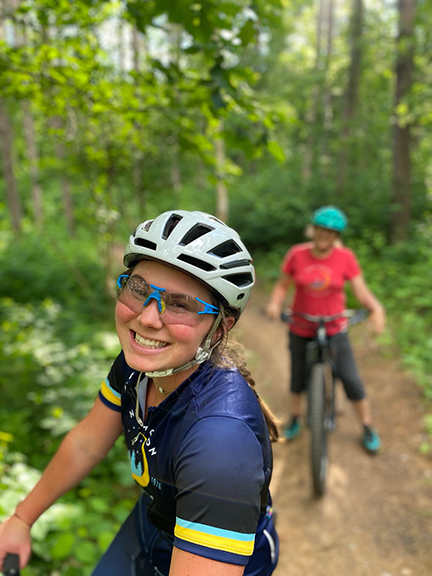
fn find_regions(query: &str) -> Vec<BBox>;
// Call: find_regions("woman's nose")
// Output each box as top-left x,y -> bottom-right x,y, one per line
136,299 -> 164,327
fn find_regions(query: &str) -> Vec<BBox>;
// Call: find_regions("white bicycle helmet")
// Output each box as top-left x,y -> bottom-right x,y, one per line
124,210 -> 255,315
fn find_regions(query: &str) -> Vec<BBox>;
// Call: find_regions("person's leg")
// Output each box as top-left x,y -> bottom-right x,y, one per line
289,392 -> 303,419
331,332 -> 381,453
351,397 -> 373,427
285,333 -> 309,439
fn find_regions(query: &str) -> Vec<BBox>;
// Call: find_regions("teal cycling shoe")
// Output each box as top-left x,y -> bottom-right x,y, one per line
363,426 -> 381,454
284,420 -> 301,440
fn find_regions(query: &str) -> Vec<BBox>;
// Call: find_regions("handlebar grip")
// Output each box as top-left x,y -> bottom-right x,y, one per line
348,308 -> 369,326
3,554 -> 19,576
280,310 -> 292,323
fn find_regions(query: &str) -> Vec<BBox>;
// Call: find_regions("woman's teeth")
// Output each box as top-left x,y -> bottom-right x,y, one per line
135,333 -> 168,349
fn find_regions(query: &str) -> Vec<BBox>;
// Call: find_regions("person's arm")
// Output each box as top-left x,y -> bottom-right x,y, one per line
266,272 -> 294,320
0,397 -> 123,569
350,275 -> 386,334
169,547 -> 245,576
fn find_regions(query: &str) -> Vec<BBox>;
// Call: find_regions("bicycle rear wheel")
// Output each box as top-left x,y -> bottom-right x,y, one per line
308,362 -> 328,496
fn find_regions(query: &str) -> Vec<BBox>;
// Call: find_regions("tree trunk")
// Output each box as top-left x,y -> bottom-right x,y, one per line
118,17 -> 125,73
215,120 -> 228,223
336,0 -> 363,195
52,116 -> 76,237
321,0 -> 335,167
22,100 -> 43,227
302,0 -> 326,182
0,99 -> 22,233
390,0 -> 417,243
131,25 -> 147,213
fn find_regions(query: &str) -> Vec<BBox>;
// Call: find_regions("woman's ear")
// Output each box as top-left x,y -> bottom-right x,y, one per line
225,316 -> 236,332
211,316 -> 235,345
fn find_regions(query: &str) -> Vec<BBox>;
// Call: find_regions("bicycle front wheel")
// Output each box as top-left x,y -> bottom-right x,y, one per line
308,362 -> 328,496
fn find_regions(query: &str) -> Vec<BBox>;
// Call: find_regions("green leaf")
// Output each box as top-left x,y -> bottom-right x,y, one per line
238,20 -> 256,46
50,532 -> 76,559
267,140 -> 285,163
74,539 -> 99,563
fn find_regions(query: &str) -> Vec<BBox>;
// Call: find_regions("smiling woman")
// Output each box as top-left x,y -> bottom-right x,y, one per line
0,210 -> 280,576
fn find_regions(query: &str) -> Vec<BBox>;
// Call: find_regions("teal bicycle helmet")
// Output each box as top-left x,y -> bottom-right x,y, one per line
312,206 -> 347,232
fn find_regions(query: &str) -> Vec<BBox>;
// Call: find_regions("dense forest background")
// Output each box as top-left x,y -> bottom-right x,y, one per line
0,0 -> 431,574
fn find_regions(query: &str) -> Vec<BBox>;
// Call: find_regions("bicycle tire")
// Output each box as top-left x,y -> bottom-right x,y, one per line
308,362 -> 328,496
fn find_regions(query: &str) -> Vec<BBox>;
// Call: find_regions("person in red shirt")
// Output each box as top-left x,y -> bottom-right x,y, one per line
266,206 -> 385,453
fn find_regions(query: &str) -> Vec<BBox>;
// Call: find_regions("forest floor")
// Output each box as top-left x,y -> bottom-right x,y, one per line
235,287 -> 432,576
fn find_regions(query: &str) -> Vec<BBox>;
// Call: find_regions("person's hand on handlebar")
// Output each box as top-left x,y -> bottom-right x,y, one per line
0,515 -> 32,573
369,306 -> 386,335
265,301 -> 281,321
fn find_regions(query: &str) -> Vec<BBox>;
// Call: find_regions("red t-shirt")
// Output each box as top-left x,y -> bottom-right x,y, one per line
282,242 -> 361,337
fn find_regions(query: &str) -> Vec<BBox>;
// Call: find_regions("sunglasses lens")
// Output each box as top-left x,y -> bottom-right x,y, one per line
117,275 -> 217,325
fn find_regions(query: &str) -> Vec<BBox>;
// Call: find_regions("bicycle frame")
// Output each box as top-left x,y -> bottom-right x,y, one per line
304,320 -> 337,435
281,308 -> 368,496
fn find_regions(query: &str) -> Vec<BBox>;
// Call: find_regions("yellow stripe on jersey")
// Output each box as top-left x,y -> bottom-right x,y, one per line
174,522 -> 255,556
100,379 -> 122,407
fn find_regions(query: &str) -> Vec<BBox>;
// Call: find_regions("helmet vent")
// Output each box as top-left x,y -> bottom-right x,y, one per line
224,272 -> 254,287
134,238 -> 157,251
140,219 -> 154,232
162,215 -> 183,239
180,224 -> 214,246
209,240 -> 241,258
220,259 -> 252,270
177,254 -> 216,272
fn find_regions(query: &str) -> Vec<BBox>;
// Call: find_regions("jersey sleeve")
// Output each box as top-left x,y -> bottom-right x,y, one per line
281,246 -> 296,276
344,248 -> 362,280
98,353 -> 124,412
173,416 -> 265,566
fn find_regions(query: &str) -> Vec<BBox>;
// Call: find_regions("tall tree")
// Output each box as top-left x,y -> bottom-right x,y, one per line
0,100 -> 22,234
0,6 -> 22,234
13,3 -> 44,228
390,0 -> 417,242
336,0 -> 364,195
215,120 -> 228,222
302,0 -> 327,182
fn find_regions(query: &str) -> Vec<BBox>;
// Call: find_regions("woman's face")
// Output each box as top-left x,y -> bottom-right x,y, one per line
312,225 -> 339,254
115,260 -> 217,380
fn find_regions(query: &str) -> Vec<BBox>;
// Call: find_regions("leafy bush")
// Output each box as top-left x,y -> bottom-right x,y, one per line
0,296 -> 140,574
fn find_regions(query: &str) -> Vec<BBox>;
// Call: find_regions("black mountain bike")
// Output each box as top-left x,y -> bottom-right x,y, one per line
281,308 -> 368,496
2,554 -> 19,576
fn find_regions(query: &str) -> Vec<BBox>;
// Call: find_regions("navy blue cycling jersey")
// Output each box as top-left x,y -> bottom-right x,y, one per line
99,352 -> 274,566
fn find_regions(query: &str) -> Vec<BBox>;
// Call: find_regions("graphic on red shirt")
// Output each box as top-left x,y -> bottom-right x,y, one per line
300,264 -> 333,296
282,243 -> 361,337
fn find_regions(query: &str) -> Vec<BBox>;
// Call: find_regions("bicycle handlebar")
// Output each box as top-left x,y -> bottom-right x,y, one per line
3,554 -> 19,576
281,308 -> 369,326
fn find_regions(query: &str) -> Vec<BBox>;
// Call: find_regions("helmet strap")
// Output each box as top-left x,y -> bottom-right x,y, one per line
145,308 -> 224,379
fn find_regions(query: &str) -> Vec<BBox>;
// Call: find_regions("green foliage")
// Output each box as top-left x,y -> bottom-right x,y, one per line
0,290 -> 142,574
0,221 -> 140,573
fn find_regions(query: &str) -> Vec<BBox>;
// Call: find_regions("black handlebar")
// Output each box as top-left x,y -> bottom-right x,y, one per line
3,554 -> 19,576
281,308 -> 369,326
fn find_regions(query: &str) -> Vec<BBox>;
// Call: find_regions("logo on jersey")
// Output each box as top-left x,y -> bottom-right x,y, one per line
129,433 -> 150,487
301,265 -> 332,297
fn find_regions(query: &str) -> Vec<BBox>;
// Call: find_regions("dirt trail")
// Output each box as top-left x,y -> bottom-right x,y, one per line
235,289 -> 432,576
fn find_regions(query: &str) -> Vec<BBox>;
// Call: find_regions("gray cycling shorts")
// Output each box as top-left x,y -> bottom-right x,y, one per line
288,331 -> 366,401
